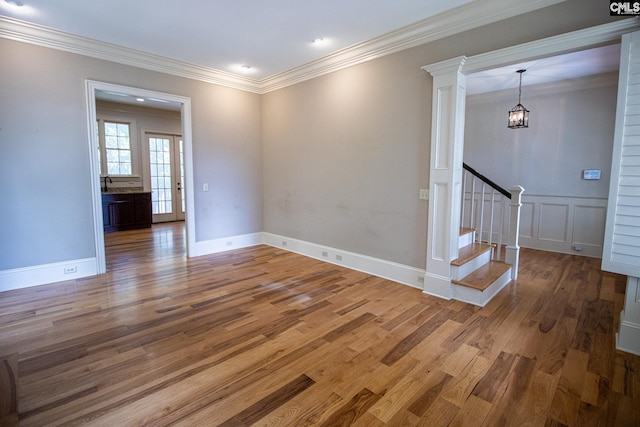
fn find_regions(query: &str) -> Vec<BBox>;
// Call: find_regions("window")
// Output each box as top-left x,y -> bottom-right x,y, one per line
97,120 -> 133,176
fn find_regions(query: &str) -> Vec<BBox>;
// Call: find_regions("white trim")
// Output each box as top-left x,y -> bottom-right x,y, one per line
194,233 -> 263,257
463,19 -> 640,75
0,16 -> 262,93
262,233 -> 425,290
86,81 -> 196,271
0,0 -> 567,94
261,0 -> 565,92
423,273 -> 453,300
617,318 -> 640,356
0,258 -> 97,292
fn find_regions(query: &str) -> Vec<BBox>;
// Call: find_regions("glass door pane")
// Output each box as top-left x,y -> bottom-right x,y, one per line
149,137 -> 173,215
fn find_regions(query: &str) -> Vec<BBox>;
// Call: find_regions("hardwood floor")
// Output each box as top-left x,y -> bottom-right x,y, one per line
1,222 -> 639,426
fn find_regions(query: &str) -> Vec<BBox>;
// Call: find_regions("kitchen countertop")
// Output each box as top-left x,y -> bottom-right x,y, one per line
102,188 -> 150,194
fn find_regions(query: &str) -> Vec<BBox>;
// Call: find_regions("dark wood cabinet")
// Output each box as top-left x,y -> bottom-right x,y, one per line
102,192 -> 152,232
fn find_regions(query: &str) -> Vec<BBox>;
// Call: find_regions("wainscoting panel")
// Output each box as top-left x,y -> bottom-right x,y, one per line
519,195 -> 607,258
538,203 -> 569,243
573,205 -> 607,249
520,201 -> 535,240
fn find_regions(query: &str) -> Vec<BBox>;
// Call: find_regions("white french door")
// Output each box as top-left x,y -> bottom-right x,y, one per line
147,133 -> 185,223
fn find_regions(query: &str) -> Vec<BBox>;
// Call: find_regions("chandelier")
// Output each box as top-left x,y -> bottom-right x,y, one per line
508,69 -> 530,129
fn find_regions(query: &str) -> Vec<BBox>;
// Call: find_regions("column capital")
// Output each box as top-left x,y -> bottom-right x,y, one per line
422,56 -> 467,77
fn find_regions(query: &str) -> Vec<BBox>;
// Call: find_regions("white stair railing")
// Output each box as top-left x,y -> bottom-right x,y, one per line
461,163 -> 524,279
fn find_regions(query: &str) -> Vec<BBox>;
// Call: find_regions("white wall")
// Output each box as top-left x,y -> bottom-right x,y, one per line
464,73 -> 618,256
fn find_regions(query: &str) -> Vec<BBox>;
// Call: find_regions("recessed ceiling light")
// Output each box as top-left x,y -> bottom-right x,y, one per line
136,98 -> 145,102
4,0 -> 24,6
312,38 -> 326,46
240,65 -> 251,70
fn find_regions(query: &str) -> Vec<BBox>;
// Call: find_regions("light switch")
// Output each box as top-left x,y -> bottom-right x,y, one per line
203,183 -> 209,191
419,189 -> 429,200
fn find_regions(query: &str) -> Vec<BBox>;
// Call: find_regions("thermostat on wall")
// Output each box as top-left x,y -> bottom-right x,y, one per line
583,169 -> 601,180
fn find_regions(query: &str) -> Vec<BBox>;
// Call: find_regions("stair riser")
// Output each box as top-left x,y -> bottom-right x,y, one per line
452,267 -> 512,307
458,231 -> 474,248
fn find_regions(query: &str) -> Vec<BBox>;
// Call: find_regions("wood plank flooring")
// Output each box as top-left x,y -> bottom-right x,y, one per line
1,222 -> 639,426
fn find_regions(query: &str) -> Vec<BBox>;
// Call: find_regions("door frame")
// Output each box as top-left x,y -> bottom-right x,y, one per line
85,80 -> 196,274
421,19 -> 638,298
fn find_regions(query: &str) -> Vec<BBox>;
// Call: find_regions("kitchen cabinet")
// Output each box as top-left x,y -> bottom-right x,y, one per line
102,192 -> 152,232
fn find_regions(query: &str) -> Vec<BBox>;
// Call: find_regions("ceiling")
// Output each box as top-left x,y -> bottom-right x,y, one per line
0,0 -> 475,79
0,0 -> 621,99
466,43 -> 621,95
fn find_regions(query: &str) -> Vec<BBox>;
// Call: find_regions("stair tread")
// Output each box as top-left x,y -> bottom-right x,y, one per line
451,243 -> 493,266
460,227 -> 475,236
452,261 -> 511,291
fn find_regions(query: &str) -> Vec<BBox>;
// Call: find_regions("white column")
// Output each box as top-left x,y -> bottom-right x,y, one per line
618,276 -> 640,356
422,57 -> 467,299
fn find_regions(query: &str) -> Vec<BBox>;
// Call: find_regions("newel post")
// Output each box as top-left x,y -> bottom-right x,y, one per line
505,186 -> 524,279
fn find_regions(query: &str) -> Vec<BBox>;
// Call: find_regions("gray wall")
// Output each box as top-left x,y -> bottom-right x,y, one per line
261,0 -> 619,269
261,50 -> 431,268
0,39 -> 262,270
464,74 -> 618,197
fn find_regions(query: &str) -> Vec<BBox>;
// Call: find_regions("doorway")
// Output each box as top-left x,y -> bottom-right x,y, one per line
86,80 -> 196,275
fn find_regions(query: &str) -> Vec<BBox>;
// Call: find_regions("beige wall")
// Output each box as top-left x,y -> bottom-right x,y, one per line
261,0 -> 619,268
0,39 -> 262,270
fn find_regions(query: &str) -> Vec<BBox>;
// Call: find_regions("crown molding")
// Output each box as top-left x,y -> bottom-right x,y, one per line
0,0 -> 594,95
261,0 -> 567,92
0,16 -> 263,93
463,18 -> 640,74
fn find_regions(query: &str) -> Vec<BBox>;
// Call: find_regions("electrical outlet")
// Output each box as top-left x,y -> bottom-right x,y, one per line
226,241 -> 233,246
335,254 -> 342,261
203,183 -> 209,191
322,251 -> 328,257
419,189 -> 429,200
417,275 -> 424,283
64,266 -> 77,274
282,241 -> 288,246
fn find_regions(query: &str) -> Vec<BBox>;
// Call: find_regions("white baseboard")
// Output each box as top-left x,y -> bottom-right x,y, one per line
423,272 -> 453,300
262,233 -> 424,290
0,233 -> 424,298
617,317 -> 640,356
194,232 -> 263,256
0,258 -> 97,292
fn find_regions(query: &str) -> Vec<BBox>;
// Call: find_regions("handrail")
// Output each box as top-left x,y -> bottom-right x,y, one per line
463,163 -> 511,199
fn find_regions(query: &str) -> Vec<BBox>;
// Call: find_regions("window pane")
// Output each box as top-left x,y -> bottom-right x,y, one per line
106,149 -> 118,162
117,124 -> 129,137
108,163 -> 119,175
105,123 -> 117,136
120,150 -> 131,163
103,121 -> 132,176
105,136 -> 118,149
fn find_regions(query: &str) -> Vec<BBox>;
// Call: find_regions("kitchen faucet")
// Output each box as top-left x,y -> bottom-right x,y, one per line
103,175 -> 112,192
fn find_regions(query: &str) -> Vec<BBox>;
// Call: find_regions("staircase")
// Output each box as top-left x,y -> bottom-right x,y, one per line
450,164 -> 524,307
